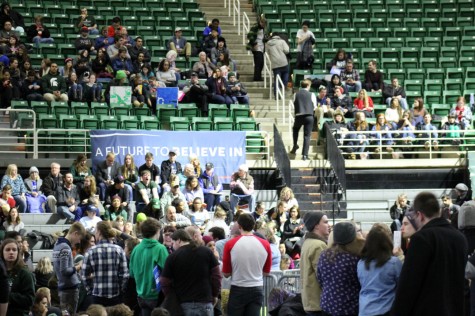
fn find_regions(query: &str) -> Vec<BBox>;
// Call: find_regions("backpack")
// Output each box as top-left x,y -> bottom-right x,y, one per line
27,230 -> 56,250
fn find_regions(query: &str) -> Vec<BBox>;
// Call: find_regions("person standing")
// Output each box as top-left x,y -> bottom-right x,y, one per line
391,192 -> 468,315
129,218 -> 168,316
81,221 -> 129,307
300,211 -> 330,316
246,16 -> 268,82
161,229 -> 221,316
290,79 -> 317,161
265,32 -> 289,97
0,258 -> 8,316
52,222 -> 86,315
222,213 -> 272,316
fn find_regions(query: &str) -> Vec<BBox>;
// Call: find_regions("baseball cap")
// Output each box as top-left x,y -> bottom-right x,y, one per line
175,27 -> 182,32
169,150 -> 177,156
171,178 -> 180,187
190,72 -> 198,77
81,26 -> 89,32
205,162 -> 214,170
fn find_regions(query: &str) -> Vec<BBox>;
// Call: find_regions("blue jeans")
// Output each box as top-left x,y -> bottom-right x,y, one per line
68,83 -> 83,101
181,302 -> 213,316
13,195 -> 27,213
273,65 -> 289,97
227,285 -> 263,316
33,36 -> 54,47
57,205 -> 82,221
344,81 -> 362,92
204,193 -> 221,212
230,193 -> 255,214
386,97 -> 408,110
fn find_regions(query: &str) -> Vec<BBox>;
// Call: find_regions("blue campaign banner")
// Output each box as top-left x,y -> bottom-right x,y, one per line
90,130 -> 247,183
157,87 -> 179,107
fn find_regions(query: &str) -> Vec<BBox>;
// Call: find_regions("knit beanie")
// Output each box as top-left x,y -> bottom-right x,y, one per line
333,222 -> 356,245
303,211 -> 325,231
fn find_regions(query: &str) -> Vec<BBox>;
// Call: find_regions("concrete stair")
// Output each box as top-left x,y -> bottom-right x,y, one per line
196,0 -> 326,163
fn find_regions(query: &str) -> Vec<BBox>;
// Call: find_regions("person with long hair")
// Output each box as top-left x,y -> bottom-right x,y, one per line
1,238 -> 35,315
156,58 -> 176,87
279,187 -> 299,212
34,257 -> 54,290
206,68 -> 233,106
357,225 -> 402,316
3,207 -> 23,232
352,89 -> 374,118
81,221 -> 128,307
120,154 -> 139,201
317,222 -> 364,316
78,175 -> 98,212
91,47 -> 113,79
60,57 -> 75,79
188,154 -> 202,177
30,291 -> 53,316
371,113 -> 395,154
186,197 -> 210,232
385,98 -> 403,130
348,111 -> 370,159
82,73 -> 103,102
282,206 -> 304,256
1,164 -> 27,213
33,287 -> 62,316
182,176 -> 204,206
70,154 -> 91,188
397,110 -> 416,144
24,166 -> 47,213
411,97 -> 427,126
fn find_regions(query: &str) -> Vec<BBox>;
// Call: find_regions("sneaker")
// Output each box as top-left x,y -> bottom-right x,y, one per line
433,141 -> 439,150
289,145 -> 299,154
424,141 -> 430,149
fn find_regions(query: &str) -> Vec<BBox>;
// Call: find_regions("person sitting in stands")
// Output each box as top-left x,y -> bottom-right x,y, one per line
206,68 -> 232,107
364,60 -> 384,92
202,29 -> 219,58
449,96 -> 472,130
160,205 -> 191,229
193,51 -> 216,79
327,49 -> 350,74
352,89 -> 374,118
24,166 -> 46,214
416,113 -> 439,150
26,15 -> 53,47
95,152 -> 120,201
229,164 -> 255,213
331,86 -> 352,118
340,60 -> 361,93
347,111 -> 370,159
104,194 -> 128,222
135,170 -> 159,214
203,18 -> 222,37
79,204 -> 102,233
107,16 -> 123,38
75,26 -> 95,53
42,63 -> 68,102
161,176 -> 189,213
1,164 -> 27,213
156,59 -> 176,87
182,176 -> 204,206
111,47 -> 133,77
385,98 -> 403,130
0,3 -> 25,33
371,113 -> 395,154
21,70 -> 43,102
105,175 -> 132,220
66,72 -> 83,102
383,77 -> 408,110
168,27 -> 191,59
327,74 -> 347,99
95,26 -> 114,51
160,150 -> 183,193
228,72 -> 249,104
76,7 -> 98,35
442,114 -> 462,145
55,173 -> 81,222
128,36 -> 151,63
82,73 -> 103,102
199,162 -> 223,211
182,72 -> 209,116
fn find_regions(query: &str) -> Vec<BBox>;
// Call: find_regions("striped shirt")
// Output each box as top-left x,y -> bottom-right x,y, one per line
81,239 -> 129,298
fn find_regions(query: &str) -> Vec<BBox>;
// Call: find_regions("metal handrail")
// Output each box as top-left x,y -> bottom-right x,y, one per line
332,128 -> 473,159
287,100 -> 295,135
263,52 -> 272,95
232,0 -> 241,34
242,12 -> 250,53
275,74 -> 285,120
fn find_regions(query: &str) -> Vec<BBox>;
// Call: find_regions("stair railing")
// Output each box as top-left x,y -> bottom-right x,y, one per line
263,52 -> 272,98
287,100 -> 295,135
273,124 -> 291,187
276,74 -> 285,116
225,0 -> 241,34
324,124 -> 347,196
242,12 -> 251,55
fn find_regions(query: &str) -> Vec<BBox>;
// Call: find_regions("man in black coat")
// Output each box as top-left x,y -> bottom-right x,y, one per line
40,162 -> 63,213
160,150 -> 182,193
95,152 -> 121,201
391,191 -> 468,316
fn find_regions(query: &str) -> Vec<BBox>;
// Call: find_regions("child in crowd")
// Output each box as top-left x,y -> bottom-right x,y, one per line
228,72 -> 249,104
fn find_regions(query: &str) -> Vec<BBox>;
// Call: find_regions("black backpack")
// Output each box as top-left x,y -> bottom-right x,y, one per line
27,230 -> 56,250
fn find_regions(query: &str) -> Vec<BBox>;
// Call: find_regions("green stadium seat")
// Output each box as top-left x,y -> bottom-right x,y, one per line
425,79 -> 443,92
427,68 -> 445,80
440,46 -> 458,58
421,47 -> 439,59
461,46 -> 475,58
404,79 -> 423,94
440,57 -> 457,68
462,36 -> 475,47
446,68 -> 464,79
90,102 -> 109,116
400,58 -> 418,69
38,114 -> 58,129
139,116 -> 160,130
431,103 -> 452,116
463,26 -> 475,37
460,57 -> 475,68
70,102 -> 89,116
445,79 -> 463,92
424,37 -> 441,47
230,104 -> 250,119
407,68 -> 426,80
30,101 -> 49,117
420,58 -> 438,69
380,48 -> 400,59
456,17 -> 473,27
170,116 -> 190,131
235,117 -> 258,131
51,102 -> 70,116
465,78 -> 475,90
401,48 -> 419,59
80,115 -> 99,130
359,28 -> 376,38
445,27 -> 462,38
109,104 -> 131,116
424,91 -> 443,104
443,90 -> 461,104
192,117 -> 213,131
178,103 -> 199,119
209,104 -> 229,119
441,17 -> 456,28
353,18 -> 369,29
342,28 -> 358,38
376,28 -> 392,38
100,115 -> 120,129
213,117 -> 234,131
387,69 -> 406,82
411,27 -> 426,37
157,104 -> 179,127
368,38 -> 386,49
428,27 -> 444,38
442,36 -> 460,48
404,18 -> 420,28
59,114 -> 79,129
389,8 -> 405,19
120,115 -> 140,130
407,8 -> 423,18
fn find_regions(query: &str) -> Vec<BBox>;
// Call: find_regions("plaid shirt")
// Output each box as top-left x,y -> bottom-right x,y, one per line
81,239 -> 129,298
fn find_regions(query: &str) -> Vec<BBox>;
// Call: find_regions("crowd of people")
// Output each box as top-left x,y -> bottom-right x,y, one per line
0,6 -> 250,116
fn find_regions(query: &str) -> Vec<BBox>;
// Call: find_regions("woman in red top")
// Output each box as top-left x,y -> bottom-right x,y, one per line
352,89 -> 374,118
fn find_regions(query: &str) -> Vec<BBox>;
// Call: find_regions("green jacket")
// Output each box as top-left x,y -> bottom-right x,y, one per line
70,165 -> 92,184
246,23 -> 269,51
41,72 -> 67,94
129,238 -> 168,299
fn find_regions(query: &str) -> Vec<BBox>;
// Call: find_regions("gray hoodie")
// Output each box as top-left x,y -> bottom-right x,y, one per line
265,35 -> 289,69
